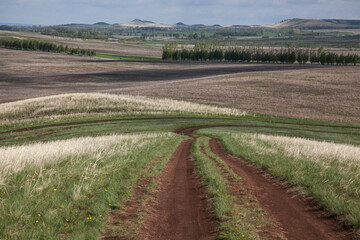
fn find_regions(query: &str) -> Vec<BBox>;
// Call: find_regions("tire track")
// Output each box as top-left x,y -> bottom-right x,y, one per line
2,117 -> 360,136
136,139 -> 217,240
208,138 -> 352,240
176,125 -> 353,240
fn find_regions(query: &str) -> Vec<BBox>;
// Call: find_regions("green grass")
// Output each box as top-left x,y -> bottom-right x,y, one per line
0,133 -> 185,239
1,94 -> 360,238
198,128 -> 360,233
1,113 -> 359,148
96,53 -> 161,61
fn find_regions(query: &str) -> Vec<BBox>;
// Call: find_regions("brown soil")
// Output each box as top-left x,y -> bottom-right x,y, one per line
2,48 -> 360,123
136,139 -> 217,240
208,137 -> 352,240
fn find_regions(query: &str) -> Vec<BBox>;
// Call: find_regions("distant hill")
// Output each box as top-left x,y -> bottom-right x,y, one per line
191,24 -> 206,27
119,19 -> 172,28
118,19 -> 222,29
266,18 -> 360,29
93,22 -> 110,25
232,25 -> 250,28
175,22 -> 187,27
3,18 -> 359,31
0,22 -> 33,26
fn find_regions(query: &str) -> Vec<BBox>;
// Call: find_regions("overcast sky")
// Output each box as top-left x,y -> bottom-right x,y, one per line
0,0 -> 359,26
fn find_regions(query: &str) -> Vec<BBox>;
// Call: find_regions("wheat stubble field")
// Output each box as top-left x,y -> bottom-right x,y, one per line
1,46 -> 360,240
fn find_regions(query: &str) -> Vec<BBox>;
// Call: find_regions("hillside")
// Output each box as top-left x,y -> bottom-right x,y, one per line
266,18 -> 360,29
118,19 -> 172,28
118,18 -> 360,29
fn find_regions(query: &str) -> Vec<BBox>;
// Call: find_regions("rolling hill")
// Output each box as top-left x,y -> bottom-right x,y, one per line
266,18 -> 360,29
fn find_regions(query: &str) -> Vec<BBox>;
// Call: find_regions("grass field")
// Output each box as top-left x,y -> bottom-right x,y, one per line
0,93 -> 244,129
1,30 -> 359,238
1,14 -> 360,239
0,92 -> 359,239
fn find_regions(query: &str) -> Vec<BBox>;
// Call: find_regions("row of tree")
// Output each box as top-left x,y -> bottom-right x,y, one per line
40,27 -> 107,40
0,39 -> 96,56
162,44 -> 359,65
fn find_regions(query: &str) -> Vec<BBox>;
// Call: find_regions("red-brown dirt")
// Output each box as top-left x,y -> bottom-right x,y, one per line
136,139 -> 217,240
137,125 -> 353,239
209,137 -> 352,240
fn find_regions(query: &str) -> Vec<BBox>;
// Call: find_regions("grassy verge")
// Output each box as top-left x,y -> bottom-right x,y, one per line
96,53 -> 161,61
199,129 -> 360,235
0,133 -> 185,239
2,114 -> 359,149
192,136 -> 279,240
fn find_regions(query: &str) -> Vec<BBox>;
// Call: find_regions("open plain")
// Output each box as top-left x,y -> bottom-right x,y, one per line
1,38 -> 360,239
1,48 -> 360,123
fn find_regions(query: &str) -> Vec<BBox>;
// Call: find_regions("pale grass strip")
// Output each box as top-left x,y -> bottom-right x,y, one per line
0,133 -> 170,185
0,93 -> 245,126
238,133 -> 360,167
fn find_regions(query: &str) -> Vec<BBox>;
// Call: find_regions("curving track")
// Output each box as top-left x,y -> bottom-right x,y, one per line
134,125 -> 353,240
0,119 -> 356,239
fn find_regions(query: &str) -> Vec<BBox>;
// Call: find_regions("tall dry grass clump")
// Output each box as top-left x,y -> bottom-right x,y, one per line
0,93 -> 245,126
0,132 -> 171,185
254,134 -> 360,168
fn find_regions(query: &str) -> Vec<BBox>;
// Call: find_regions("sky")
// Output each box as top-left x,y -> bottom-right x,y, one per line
0,0 -> 359,26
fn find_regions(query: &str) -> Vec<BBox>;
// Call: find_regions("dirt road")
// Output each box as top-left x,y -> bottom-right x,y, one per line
0,117 -> 355,239
135,125 -> 352,239
209,137 -> 351,240
136,139 -> 217,240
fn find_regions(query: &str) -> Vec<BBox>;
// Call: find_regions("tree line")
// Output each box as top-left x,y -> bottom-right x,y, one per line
0,39 -> 96,56
40,27 -> 107,40
162,43 -> 359,65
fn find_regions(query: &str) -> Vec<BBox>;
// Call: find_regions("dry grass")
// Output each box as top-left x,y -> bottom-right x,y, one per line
0,93 -> 245,126
244,133 -> 360,168
0,133 -> 169,185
